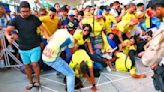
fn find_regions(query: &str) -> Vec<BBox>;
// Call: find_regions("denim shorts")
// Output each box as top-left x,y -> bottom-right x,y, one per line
19,46 -> 41,65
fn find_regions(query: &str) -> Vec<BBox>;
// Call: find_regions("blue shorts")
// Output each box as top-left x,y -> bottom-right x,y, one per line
19,46 -> 41,65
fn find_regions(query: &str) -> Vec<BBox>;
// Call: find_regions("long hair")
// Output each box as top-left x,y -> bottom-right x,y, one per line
82,24 -> 92,40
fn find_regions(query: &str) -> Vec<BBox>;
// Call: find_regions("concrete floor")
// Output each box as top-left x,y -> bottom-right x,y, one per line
0,60 -> 158,92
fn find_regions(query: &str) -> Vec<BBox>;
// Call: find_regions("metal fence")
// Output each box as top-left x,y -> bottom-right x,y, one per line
0,29 -> 23,68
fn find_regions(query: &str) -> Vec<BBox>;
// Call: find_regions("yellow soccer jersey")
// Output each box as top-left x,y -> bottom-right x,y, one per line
82,17 -> 105,36
122,39 -> 136,55
103,13 -> 116,34
116,20 -> 131,33
115,52 -> 132,72
122,12 -> 137,21
69,49 -> 93,78
73,29 -> 90,45
40,15 -> 59,36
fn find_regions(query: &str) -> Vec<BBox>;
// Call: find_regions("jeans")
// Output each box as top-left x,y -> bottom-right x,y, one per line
89,53 -> 107,67
44,57 -> 75,92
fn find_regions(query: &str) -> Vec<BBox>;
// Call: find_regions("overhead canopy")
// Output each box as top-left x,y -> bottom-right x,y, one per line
44,0 -> 80,6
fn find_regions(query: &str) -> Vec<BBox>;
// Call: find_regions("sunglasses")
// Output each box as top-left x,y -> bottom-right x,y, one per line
40,13 -> 46,16
84,29 -> 90,32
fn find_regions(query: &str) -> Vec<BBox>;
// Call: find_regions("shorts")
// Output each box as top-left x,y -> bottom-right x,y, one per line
19,46 -> 41,65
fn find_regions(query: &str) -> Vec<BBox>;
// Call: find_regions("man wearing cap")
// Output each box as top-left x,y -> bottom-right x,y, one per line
67,10 -> 78,34
69,49 -> 96,91
4,6 -> 13,21
42,24 -> 78,92
103,6 -> 117,34
5,1 -> 49,90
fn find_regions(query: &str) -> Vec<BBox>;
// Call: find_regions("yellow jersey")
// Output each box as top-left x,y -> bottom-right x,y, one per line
73,29 -> 90,45
122,39 -> 136,55
115,52 -> 132,72
103,13 -> 116,34
39,15 -> 59,36
69,49 -> 93,78
116,20 -> 131,33
82,17 -> 105,36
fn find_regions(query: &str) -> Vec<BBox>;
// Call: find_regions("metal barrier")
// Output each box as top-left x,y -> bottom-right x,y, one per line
0,29 -> 23,68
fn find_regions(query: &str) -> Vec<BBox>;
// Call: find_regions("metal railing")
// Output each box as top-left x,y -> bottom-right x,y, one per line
0,29 -> 23,68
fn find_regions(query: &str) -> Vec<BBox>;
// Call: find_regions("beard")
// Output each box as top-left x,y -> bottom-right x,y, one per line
21,15 -> 30,19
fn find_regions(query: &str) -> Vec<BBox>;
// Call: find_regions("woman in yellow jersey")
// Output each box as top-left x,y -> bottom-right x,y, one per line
73,24 -> 93,54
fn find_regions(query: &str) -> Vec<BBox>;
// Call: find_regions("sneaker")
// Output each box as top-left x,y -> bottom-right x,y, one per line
101,53 -> 112,60
106,66 -> 111,72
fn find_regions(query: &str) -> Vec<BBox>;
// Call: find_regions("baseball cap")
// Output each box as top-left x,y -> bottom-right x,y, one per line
96,9 -> 103,18
105,6 -> 110,11
68,10 -> 75,16
80,61 -> 89,74
4,7 -> 11,12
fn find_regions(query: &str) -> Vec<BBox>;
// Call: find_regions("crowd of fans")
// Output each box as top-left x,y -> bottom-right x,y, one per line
0,0 -> 164,91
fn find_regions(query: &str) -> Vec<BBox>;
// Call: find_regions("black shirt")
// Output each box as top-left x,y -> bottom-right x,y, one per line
10,15 -> 42,50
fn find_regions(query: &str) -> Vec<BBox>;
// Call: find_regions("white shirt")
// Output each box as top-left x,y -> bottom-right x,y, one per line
42,29 -> 75,62
110,8 -> 118,18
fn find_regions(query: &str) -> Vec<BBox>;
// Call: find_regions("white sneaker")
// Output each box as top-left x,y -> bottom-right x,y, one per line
106,66 -> 111,72
101,53 -> 112,60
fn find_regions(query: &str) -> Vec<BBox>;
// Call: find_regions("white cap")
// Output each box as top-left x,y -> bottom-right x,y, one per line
68,10 -> 75,16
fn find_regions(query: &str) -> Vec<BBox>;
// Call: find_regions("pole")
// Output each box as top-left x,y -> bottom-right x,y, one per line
91,0 -> 94,6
